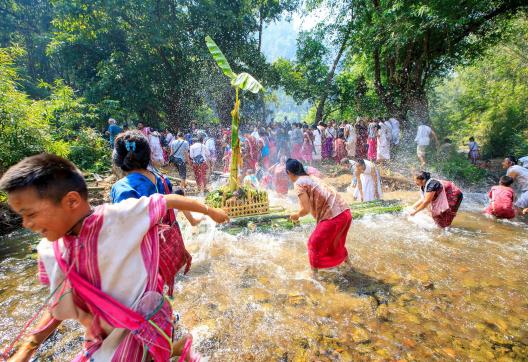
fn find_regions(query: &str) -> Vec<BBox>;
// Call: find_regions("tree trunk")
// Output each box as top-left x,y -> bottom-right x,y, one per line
258,9 -> 263,53
314,24 -> 353,124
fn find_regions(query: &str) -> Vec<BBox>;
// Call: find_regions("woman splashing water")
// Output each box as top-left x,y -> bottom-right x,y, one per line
286,159 -> 352,277
410,171 -> 463,228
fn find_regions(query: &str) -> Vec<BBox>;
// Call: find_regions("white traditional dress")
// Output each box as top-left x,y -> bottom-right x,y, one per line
352,160 -> 383,202
376,123 -> 391,161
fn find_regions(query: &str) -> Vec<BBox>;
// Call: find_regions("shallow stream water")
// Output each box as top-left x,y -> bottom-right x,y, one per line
0,192 -> 527,361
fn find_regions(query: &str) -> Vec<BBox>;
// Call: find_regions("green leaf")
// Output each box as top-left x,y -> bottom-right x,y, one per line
231,72 -> 263,93
205,36 -> 236,80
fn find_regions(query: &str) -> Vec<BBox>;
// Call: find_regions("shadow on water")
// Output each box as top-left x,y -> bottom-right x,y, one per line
321,267 -> 393,305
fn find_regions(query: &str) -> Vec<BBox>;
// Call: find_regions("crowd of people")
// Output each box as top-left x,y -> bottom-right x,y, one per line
3,114 -> 528,361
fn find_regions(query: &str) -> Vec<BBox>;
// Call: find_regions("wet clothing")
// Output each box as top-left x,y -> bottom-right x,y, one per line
37,195 -> 174,361
507,165 -> 528,208
421,179 -> 463,228
308,209 -> 352,269
485,186 -> 515,219
294,176 -> 349,223
295,176 -> 351,269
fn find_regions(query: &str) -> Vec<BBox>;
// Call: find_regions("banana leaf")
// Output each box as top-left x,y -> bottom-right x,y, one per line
205,36 -> 236,80
231,72 -> 263,93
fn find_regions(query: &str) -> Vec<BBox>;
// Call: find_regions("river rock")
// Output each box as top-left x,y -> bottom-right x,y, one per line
351,326 -> 370,344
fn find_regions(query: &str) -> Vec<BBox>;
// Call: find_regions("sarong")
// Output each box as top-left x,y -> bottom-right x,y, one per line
432,181 -> 463,228
322,138 -> 333,159
307,210 -> 352,269
367,138 -> 377,161
192,162 -> 207,189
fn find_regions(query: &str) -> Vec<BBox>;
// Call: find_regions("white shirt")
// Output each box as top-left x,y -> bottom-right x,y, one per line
189,142 -> 209,160
205,138 -> 216,153
415,125 -> 432,146
518,156 -> 528,168
507,165 -> 528,192
314,127 -> 324,145
389,118 -> 400,144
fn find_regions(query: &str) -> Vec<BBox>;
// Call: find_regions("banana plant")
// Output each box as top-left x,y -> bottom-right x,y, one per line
205,36 -> 263,191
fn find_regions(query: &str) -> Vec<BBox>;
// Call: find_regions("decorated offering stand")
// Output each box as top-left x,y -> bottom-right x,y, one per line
204,36 -> 269,218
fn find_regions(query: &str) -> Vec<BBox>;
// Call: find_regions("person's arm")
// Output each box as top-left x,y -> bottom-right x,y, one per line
290,192 -> 311,221
8,312 -> 61,362
355,170 -> 364,201
372,168 -> 380,199
163,194 -> 228,223
431,129 -> 439,146
410,191 -> 435,216
182,210 -> 203,226
507,169 -> 517,180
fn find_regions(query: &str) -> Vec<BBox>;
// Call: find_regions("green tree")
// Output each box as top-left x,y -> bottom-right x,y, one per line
295,0 -> 527,125
430,16 -> 528,158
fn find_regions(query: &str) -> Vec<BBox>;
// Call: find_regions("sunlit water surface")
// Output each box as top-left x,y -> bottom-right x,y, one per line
1,192 -> 527,361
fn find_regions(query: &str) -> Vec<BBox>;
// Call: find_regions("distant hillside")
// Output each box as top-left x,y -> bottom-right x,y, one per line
261,19 -> 298,61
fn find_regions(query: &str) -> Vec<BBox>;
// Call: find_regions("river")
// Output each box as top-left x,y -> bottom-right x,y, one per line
0,192 -> 527,361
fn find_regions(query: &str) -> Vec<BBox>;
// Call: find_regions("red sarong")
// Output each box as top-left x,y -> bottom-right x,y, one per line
432,181 -> 463,228
192,162 -> 207,189
307,210 -> 352,269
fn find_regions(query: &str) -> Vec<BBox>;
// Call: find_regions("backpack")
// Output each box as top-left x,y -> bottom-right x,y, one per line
192,145 -> 206,165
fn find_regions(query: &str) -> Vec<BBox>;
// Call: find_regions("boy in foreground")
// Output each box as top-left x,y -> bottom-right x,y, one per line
1,153 -> 228,361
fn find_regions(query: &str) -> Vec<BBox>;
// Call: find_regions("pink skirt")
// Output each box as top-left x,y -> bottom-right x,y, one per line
367,138 -> 377,161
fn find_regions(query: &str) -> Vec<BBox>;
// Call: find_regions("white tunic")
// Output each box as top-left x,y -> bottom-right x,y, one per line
352,160 -> 383,202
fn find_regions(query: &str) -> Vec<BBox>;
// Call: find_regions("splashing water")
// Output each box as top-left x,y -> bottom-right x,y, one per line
0,194 -> 527,360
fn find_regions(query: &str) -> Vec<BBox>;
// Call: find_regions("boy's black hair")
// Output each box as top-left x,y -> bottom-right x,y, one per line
0,153 -> 88,203
499,175 -> 514,186
469,136 -> 475,141
114,131 -> 151,171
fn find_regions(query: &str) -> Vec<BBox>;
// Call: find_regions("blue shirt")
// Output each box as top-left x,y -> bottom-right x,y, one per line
108,124 -> 122,145
111,172 -> 173,203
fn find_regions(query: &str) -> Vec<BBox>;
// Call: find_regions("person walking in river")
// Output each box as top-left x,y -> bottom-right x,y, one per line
503,155 -> 528,213
410,171 -> 463,228
287,159 -> 352,276
484,176 -> 516,219
0,153 -> 228,362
